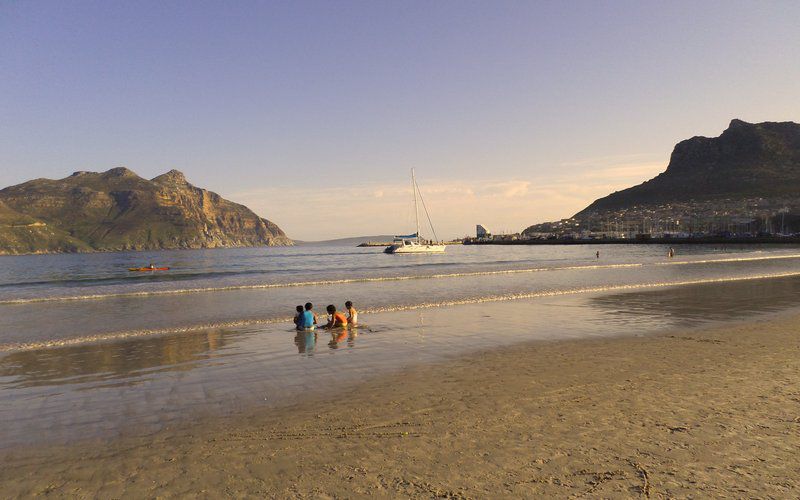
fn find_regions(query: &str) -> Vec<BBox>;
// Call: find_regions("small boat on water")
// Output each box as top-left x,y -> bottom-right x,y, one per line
129,266 -> 170,272
385,169 -> 446,254
384,237 -> 446,254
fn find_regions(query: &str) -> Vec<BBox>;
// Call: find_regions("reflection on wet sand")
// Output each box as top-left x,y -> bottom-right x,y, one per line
5,276 -> 800,450
0,329 -> 229,389
589,274 -> 800,325
327,327 -> 359,350
294,330 -> 317,355
347,327 -> 359,348
328,329 -> 346,349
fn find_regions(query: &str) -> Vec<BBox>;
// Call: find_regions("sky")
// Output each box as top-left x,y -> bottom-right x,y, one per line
2,1 -> 799,240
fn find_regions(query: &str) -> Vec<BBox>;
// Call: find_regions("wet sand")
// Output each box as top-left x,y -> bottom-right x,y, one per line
3,312 -> 800,497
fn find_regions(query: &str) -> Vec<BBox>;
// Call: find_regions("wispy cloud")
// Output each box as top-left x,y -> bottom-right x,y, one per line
229,160 -> 667,240
559,153 -> 660,169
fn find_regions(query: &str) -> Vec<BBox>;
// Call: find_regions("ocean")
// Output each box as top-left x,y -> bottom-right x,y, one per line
3,243 -> 800,449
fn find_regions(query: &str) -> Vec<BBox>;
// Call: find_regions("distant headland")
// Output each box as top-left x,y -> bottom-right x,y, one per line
496,119 -> 800,244
0,167 -> 292,255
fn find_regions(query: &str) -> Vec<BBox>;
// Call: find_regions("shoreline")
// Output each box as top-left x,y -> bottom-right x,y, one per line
0,240 -> 295,258
466,236 -> 800,245
7,268 -> 800,352
3,312 -> 800,497
4,238 -> 800,257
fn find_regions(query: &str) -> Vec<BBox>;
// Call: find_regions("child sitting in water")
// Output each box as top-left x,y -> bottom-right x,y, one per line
324,304 -> 348,329
302,302 -> 317,330
293,305 -> 304,329
345,300 -> 358,326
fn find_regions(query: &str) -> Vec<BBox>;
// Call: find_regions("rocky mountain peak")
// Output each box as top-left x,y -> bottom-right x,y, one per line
152,169 -> 188,185
102,167 -> 138,178
0,167 -> 292,254
574,119 -> 800,215
728,118 -> 750,129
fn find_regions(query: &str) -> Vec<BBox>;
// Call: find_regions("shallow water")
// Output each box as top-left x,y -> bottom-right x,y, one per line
3,244 -> 800,349
3,273 -> 800,449
3,244 -> 800,449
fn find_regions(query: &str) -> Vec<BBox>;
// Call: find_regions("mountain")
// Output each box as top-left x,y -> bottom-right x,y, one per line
579,119 -> 800,214
297,235 -> 396,246
521,119 -> 800,237
0,199 -> 92,254
0,167 -> 292,255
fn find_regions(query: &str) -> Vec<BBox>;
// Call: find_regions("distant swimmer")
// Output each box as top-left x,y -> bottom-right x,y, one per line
324,304 -> 348,329
345,300 -> 358,326
668,247 -> 675,258
596,251 -> 600,259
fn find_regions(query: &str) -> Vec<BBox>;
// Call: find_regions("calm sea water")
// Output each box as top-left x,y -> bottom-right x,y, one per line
3,243 -> 800,449
3,243 -> 800,349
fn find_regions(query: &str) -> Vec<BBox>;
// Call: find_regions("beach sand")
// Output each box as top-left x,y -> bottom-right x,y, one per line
2,312 -> 800,498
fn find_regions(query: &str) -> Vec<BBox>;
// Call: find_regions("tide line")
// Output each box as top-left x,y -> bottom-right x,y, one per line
5,252 -> 800,305
2,270 -> 800,353
0,263 -> 646,305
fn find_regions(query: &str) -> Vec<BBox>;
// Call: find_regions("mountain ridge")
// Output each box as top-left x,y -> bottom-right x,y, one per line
577,119 -> 800,215
522,119 -> 800,237
0,167 -> 292,255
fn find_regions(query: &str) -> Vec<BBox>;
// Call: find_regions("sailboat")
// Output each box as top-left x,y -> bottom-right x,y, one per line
384,169 -> 446,254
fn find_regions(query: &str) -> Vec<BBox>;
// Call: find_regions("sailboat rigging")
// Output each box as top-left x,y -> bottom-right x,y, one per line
384,169 -> 446,254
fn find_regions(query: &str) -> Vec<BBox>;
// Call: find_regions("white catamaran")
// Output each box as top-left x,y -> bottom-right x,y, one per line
384,169 -> 446,254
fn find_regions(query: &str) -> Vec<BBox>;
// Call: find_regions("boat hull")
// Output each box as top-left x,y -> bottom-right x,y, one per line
384,244 -> 446,254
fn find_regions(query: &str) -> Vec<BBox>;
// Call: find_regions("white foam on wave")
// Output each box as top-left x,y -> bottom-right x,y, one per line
5,252 -> 800,306
3,270 -> 800,353
0,263 -> 645,304
656,254 -> 800,266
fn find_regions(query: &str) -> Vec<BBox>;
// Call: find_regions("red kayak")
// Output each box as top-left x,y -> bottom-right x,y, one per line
129,267 -> 170,272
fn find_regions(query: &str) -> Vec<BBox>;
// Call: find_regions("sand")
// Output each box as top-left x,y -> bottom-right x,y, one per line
2,313 -> 800,498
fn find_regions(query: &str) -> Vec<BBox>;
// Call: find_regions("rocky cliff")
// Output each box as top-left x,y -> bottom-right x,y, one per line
578,119 -> 800,214
0,167 -> 292,255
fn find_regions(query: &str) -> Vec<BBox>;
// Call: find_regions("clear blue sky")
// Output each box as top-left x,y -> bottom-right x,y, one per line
2,1 -> 799,239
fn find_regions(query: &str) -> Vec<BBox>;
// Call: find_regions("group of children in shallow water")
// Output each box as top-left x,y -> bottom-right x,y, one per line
293,301 -> 358,330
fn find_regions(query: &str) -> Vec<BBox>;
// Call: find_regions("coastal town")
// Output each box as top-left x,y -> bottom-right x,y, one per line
468,197 -> 800,243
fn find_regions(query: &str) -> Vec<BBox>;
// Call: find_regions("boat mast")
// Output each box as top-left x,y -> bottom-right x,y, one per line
417,178 -> 440,244
412,168 -> 421,243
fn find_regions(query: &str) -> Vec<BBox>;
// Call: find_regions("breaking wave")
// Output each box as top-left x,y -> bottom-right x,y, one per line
3,270 -> 800,353
4,253 -> 800,306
